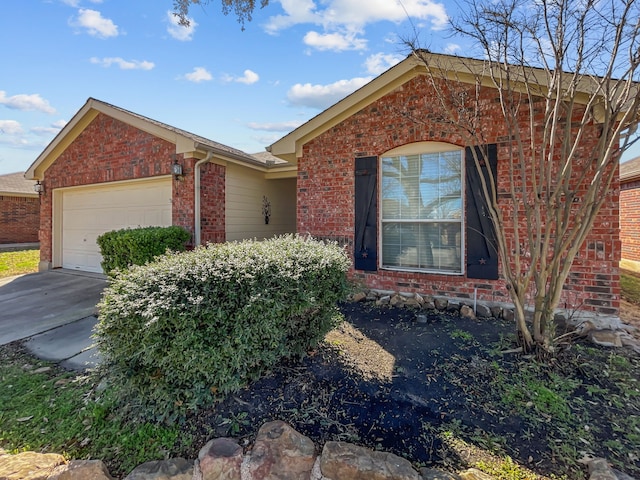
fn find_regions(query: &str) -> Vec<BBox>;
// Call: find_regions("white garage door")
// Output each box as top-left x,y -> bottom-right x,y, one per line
61,179 -> 172,273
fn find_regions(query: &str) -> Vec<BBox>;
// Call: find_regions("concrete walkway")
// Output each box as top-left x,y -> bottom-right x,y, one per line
0,270 -> 107,371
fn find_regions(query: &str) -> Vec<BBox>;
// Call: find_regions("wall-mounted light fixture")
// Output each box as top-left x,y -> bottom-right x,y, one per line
172,157 -> 183,180
34,180 -> 44,195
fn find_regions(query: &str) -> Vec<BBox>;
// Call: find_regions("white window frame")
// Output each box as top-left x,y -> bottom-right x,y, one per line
380,142 -> 465,275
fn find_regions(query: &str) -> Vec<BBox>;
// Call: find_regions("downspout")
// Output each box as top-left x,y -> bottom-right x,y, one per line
194,151 -> 213,246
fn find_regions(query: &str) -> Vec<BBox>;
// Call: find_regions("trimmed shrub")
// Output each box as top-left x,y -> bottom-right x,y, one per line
95,235 -> 350,419
97,226 -> 191,274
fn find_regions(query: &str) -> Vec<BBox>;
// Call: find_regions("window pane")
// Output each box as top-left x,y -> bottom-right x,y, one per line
382,151 -> 462,221
382,222 -> 461,273
381,147 -> 463,274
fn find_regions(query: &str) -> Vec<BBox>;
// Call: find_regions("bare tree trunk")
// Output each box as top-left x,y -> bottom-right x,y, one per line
407,0 -> 640,352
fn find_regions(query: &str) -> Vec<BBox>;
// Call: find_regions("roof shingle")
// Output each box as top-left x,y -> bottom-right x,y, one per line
0,172 -> 37,196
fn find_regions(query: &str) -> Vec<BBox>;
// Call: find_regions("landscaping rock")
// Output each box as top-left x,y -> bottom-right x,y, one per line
489,306 -> 502,319
589,330 -> 623,348
377,296 -> 391,306
0,451 -> 66,480
586,458 -> 618,480
404,297 -> 422,308
446,301 -> 461,314
197,438 -> 243,480
423,298 -> 436,310
320,441 -> 421,480
458,468 -> 495,479
434,298 -> 448,311
460,305 -> 476,320
391,294 -> 404,307
502,309 -> 515,322
475,304 -> 492,318
48,460 -> 113,480
246,420 -> 316,480
123,458 -> 193,480
419,468 -> 462,479
352,292 -> 367,302
620,334 -> 640,354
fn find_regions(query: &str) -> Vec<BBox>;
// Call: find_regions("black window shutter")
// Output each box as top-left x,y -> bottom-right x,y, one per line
354,156 -> 378,271
465,144 -> 499,280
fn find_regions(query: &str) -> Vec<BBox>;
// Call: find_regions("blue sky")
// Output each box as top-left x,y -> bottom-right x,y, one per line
0,0 -> 638,176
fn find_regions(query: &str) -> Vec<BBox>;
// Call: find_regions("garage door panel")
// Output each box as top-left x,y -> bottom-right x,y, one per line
61,179 -> 172,273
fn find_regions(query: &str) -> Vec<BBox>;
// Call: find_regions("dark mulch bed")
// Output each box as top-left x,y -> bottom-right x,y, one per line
174,302 -> 640,479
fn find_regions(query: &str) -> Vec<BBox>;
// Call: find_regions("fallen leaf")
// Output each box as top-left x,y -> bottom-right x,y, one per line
16,416 -> 33,422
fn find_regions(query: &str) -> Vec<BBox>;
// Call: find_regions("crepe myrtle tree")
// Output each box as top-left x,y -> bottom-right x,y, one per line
407,0 -> 640,351
173,0 -> 269,28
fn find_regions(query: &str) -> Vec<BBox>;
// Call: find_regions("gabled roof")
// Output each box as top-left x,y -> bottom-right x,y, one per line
0,172 -> 38,198
621,156 -> 640,183
26,98 -> 288,180
268,51 -> 638,163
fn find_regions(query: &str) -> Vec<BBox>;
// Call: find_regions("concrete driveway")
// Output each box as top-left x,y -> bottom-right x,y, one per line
0,270 -> 107,370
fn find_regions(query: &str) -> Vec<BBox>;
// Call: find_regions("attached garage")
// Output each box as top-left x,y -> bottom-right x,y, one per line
26,98 -> 296,274
55,178 -> 172,272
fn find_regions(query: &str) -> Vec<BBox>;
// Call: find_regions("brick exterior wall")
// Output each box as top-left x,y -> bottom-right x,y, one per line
200,162 -> 226,244
620,179 -> 640,262
0,195 -> 40,244
39,113 -> 199,265
297,75 -> 620,316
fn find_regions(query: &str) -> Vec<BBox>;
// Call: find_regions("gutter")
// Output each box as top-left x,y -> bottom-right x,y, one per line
194,142 -> 268,169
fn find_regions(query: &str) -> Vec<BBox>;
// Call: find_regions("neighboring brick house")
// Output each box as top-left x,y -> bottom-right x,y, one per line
25,98 -> 296,274
269,52 -> 623,317
620,156 -> 640,266
0,172 -> 40,245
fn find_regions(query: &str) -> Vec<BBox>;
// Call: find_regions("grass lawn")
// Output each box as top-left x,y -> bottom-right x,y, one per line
0,249 -> 39,278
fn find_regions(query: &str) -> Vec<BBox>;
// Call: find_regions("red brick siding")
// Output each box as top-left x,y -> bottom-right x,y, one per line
620,179 -> 640,262
200,162 -> 226,244
0,195 -> 40,244
40,113 -> 196,264
298,75 -> 620,315
172,157 -> 197,240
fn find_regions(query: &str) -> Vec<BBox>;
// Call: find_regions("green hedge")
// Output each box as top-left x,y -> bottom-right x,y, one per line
96,226 -> 191,274
95,235 -> 350,420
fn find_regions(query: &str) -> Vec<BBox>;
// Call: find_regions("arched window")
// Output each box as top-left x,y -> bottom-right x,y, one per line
380,142 -> 463,274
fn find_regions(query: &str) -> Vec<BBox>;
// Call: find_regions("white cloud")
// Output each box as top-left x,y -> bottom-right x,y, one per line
0,120 -> 24,136
167,10 -> 197,41
303,30 -> 366,51
247,120 -> 303,131
237,70 -> 260,85
287,76 -> 372,109
71,9 -> 119,38
0,91 -> 56,114
90,57 -> 155,70
61,0 -> 102,6
265,0 -> 449,45
264,0 -> 320,34
443,43 -> 461,54
0,120 -> 30,147
364,52 -> 404,75
222,70 -> 260,85
31,119 -> 67,136
184,67 -> 213,83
